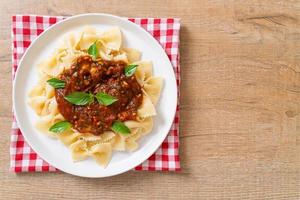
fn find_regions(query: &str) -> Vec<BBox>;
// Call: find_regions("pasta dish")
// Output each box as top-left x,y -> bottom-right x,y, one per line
28,27 -> 162,167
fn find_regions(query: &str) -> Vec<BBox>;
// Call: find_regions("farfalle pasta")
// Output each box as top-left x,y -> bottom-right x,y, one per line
28,27 -> 162,167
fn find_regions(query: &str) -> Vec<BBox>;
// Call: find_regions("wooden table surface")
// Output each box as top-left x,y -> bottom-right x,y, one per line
1,0 -> 300,199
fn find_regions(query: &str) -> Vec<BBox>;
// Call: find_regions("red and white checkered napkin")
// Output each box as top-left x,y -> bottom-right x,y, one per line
11,15 -> 180,172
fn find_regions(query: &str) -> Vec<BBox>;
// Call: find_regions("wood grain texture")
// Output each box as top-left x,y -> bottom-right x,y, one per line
1,0 -> 300,199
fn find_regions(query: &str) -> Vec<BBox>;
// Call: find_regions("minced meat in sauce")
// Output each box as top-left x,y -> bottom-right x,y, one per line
55,55 -> 143,135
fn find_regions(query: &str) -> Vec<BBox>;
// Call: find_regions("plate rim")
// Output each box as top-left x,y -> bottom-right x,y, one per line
13,13 -> 178,178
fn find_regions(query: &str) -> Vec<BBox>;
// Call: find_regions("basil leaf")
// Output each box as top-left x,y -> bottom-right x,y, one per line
95,92 -> 118,106
47,78 -> 65,89
88,41 -> 98,58
49,121 -> 71,133
111,121 -> 131,135
125,64 -> 138,77
64,92 -> 94,105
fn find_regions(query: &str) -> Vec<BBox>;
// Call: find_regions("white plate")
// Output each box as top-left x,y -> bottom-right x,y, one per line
13,13 -> 177,178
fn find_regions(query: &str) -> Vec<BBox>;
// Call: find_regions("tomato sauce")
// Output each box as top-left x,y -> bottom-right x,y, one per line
55,55 -> 143,135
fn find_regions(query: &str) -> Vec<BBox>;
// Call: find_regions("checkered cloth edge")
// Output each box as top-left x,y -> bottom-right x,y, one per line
11,15 -> 180,172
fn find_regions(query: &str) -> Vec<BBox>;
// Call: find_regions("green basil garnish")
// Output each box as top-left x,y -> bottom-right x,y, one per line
49,121 -> 71,133
47,78 -> 65,89
95,92 -> 118,106
111,121 -> 131,135
125,64 -> 138,77
64,92 -> 94,105
88,41 -> 98,58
